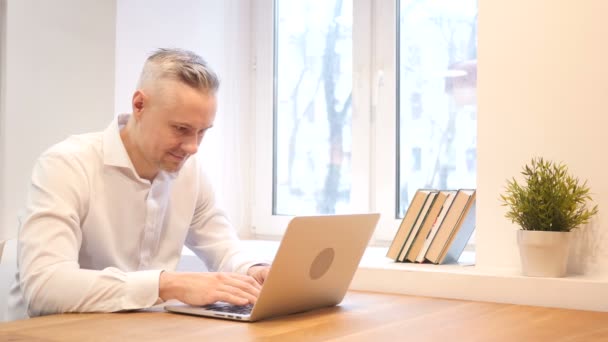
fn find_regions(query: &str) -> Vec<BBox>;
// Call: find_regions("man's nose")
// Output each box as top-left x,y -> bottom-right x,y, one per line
182,135 -> 199,155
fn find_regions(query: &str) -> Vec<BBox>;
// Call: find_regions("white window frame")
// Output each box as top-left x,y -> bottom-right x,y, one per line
368,0 -> 401,242
251,0 -> 468,244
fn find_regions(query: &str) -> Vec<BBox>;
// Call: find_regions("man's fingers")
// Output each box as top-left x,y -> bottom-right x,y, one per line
226,273 -> 262,290
215,292 -> 250,306
172,272 -> 265,307
256,268 -> 269,284
247,265 -> 271,285
221,276 -> 261,298
219,273 -> 262,292
217,287 -> 258,305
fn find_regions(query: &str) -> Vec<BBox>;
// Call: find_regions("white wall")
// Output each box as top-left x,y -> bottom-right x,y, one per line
0,0 -> 7,239
0,0 -> 116,238
477,0 -> 608,276
115,0 -> 254,237
0,0 -> 253,239
4,0 -> 607,279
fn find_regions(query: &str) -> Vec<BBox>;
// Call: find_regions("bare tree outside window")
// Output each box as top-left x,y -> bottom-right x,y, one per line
398,0 -> 478,217
274,0 -> 353,215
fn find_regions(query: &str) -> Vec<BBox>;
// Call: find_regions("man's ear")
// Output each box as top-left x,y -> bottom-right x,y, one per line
132,90 -> 146,120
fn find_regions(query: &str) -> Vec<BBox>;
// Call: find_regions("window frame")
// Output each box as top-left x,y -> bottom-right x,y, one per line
250,0 -> 474,246
251,0 -> 401,242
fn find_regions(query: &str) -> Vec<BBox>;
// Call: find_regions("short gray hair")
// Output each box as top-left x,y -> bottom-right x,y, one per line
137,48 -> 220,92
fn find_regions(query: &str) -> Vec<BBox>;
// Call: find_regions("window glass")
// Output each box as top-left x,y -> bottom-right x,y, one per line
274,0 -> 354,215
397,1 -> 478,217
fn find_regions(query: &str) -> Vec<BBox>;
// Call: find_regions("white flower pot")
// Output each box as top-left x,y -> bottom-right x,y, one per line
517,230 -> 572,277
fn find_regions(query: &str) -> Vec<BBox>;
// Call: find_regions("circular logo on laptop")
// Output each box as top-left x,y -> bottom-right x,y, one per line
309,248 -> 335,280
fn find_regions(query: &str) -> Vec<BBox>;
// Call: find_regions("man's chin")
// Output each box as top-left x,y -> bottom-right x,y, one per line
160,160 -> 186,173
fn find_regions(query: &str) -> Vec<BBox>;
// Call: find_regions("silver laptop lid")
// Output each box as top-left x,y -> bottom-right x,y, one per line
248,213 -> 379,321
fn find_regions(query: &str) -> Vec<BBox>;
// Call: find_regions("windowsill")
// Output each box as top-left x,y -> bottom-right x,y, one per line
180,240 -> 608,312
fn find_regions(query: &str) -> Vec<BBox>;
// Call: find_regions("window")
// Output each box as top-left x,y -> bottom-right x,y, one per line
397,1 -> 478,218
273,0 -> 354,216
253,0 -> 477,243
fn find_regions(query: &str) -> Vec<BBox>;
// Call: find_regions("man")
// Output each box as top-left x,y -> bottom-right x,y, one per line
7,48 -> 270,320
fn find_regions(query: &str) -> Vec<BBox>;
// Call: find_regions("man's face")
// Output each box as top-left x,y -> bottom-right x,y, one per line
132,80 -> 217,174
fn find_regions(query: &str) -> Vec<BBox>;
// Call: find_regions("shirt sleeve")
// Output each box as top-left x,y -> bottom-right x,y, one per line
184,169 -> 268,275
18,152 -> 161,317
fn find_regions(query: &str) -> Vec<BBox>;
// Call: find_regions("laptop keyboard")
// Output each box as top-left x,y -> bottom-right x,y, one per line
203,303 -> 254,315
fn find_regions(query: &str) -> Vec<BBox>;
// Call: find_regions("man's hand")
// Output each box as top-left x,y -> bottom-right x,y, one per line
159,271 -> 261,306
247,265 -> 270,285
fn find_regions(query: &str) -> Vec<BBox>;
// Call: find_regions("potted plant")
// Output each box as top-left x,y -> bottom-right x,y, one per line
500,157 -> 599,277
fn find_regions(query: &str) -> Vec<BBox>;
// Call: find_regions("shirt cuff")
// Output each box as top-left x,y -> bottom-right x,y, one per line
124,270 -> 163,309
235,261 -> 271,275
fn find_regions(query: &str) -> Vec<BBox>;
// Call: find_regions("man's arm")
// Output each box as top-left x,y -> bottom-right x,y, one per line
183,169 -> 271,276
18,153 -> 160,317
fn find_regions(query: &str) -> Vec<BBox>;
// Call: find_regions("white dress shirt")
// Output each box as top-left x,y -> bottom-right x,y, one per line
7,114 -> 260,319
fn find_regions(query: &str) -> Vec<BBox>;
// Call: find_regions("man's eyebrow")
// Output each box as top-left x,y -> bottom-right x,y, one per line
169,121 -> 190,128
169,121 -> 213,130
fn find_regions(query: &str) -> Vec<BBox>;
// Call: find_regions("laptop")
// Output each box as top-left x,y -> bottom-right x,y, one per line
165,213 -> 380,322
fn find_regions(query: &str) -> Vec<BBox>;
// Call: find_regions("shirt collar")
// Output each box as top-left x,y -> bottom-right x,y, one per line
103,114 -> 134,169
102,114 -> 179,182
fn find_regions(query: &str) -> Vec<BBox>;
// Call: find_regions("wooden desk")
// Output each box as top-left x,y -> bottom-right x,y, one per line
1,291 -> 607,341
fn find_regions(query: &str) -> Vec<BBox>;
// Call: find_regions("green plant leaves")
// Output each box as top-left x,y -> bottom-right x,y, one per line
500,157 -> 599,231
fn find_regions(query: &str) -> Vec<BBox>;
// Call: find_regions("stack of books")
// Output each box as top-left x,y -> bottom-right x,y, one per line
386,188 -> 476,264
